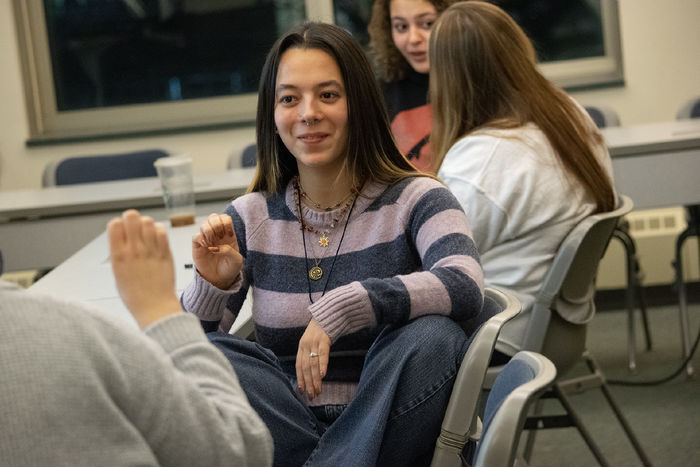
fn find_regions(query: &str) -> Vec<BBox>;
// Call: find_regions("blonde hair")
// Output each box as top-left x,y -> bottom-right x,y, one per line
250,22 -> 421,196
429,1 -> 615,212
368,0 -> 458,82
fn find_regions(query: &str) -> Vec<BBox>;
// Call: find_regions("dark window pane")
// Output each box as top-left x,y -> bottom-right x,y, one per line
494,0 -> 604,62
333,0 -> 373,48
44,0 -> 305,111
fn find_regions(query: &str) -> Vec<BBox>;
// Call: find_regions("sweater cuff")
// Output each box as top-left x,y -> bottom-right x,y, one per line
309,282 -> 376,343
180,271 -> 243,322
144,313 -> 207,354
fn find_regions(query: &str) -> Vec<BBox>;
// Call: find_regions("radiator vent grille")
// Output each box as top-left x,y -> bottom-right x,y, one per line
626,207 -> 685,238
598,206 -> 697,288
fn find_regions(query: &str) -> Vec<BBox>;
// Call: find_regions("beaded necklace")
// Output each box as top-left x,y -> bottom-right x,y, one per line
292,176 -> 356,248
300,188 -> 354,212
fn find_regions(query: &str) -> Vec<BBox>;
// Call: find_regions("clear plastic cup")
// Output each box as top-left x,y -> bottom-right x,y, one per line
154,155 -> 195,227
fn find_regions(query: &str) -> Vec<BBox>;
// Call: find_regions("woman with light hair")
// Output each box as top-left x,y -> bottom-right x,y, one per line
429,1 -> 615,363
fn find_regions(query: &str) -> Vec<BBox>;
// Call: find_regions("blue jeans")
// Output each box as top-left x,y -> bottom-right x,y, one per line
209,315 -> 469,467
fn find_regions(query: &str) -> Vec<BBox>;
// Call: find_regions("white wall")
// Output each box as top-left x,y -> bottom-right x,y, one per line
570,0 -> 700,125
1,0 -> 699,191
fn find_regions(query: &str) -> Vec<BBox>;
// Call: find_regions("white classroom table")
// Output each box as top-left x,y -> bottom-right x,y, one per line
601,119 -> 700,210
28,217 -> 254,338
0,168 -> 255,272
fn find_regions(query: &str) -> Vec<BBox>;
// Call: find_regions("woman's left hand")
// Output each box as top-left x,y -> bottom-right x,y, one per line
296,319 -> 331,400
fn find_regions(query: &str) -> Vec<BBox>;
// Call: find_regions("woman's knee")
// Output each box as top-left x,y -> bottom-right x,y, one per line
390,315 -> 467,357
366,315 -> 468,380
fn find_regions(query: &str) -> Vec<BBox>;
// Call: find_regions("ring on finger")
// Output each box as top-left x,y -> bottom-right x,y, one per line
309,352 -> 319,358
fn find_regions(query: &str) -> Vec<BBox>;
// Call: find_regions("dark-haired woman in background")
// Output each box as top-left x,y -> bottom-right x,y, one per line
368,0 -> 458,172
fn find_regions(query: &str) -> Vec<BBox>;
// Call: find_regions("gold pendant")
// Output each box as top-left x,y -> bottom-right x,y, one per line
318,234 -> 330,247
309,266 -> 323,281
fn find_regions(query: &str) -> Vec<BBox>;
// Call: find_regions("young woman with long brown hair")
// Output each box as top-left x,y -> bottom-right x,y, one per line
181,21 -> 484,466
430,1 -> 615,361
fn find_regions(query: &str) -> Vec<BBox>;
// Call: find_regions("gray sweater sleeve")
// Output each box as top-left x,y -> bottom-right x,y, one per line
0,281 -> 272,467
136,312 -> 274,466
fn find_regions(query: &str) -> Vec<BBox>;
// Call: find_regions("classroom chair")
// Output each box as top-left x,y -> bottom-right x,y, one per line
35,148 -> 170,281
431,287 -> 521,467
42,149 -> 169,186
472,351 -> 556,467
484,195 -> 652,467
227,143 -> 257,169
676,96 -> 700,120
585,105 -> 652,373
584,105 -> 620,128
673,96 -> 700,376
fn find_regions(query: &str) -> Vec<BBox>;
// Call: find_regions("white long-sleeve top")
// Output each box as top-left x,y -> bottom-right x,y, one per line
438,122 -> 614,356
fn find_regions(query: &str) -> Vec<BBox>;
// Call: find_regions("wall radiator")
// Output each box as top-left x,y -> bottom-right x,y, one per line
597,206 -> 700,289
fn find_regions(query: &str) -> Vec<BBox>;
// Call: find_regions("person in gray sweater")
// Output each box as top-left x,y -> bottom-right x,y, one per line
0,209 -> 273,467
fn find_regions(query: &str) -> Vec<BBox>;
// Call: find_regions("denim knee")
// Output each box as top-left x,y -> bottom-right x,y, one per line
372,315 -> 468,365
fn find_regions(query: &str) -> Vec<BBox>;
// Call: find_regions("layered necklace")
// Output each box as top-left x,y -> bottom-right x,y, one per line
292,177 -> 358,303
293,178 -> 356,249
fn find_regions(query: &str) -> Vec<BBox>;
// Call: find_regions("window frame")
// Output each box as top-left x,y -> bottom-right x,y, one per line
537,0 -> 624,90
13,0 -> 622,143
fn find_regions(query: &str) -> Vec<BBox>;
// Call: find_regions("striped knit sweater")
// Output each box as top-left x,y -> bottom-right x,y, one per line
182,176 -> 484,406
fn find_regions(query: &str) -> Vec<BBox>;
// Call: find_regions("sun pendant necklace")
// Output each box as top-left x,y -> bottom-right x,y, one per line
300,195 -> 357,302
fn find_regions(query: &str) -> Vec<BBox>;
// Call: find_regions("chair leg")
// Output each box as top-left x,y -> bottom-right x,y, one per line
551,384 -> 610,467
629,236 -> 653,351
521,389 -> 610,466
614,226 -> 653,372
626,300 -> 638,373
583,354 -> 653,467
521,398 -> 543,462
674,228 -> 695,377
635,280 -> 652,351
623,234 -> 638,373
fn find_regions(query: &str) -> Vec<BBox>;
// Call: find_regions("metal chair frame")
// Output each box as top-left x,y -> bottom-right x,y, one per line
485,195 -> 652,467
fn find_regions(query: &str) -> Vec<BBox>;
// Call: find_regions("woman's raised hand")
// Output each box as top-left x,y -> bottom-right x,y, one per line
108,209 -> 181,329
192,213 -> 243,290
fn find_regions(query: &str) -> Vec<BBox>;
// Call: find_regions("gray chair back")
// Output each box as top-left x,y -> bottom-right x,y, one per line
472,351 -> 556,467
521,195 -> 633,371
431,287 -> 521,467
481,199 -> 651,467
